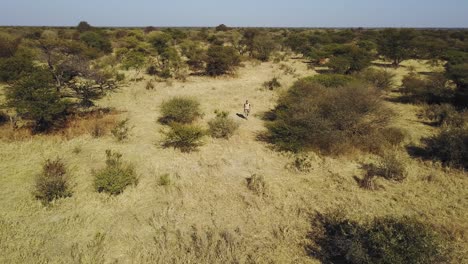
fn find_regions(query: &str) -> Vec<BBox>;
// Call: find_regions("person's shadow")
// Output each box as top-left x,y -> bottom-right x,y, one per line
236,113 -> 247,119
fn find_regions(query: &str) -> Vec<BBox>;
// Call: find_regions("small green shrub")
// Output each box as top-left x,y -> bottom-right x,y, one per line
158,173 -> 171,186
359,68 -> 395,90
364,151 -> 408,182
207,111 -> 239,139
162,123 -> 205,152
160,97 -> 202,124
401,73 -> 454,104
111,118 -> 132,142
93,150 -> 138,195
423,127 -> 468,169
34,158 -> 72,204
263,77 -> 282,90
380,127 -> 406,146
302,74 -> 357,88
418,104 -> 466,127
309,213 -> 450,264
246,174 -> 268,196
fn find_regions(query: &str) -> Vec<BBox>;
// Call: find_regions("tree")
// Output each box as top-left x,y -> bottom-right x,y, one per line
5,69 -> 70,132
149,32 -> 172,54
205,45 -> 241,76
121,50 -> 147,81
0,33 -> 21,58
378,29 -> 417,67
215,24 -> 230,32
0,52 -> 35,83
180,41 -> 206,71
80,31 -> 112,53
326,44 -> 373,74
253,34 -> 277,61
77,21 -> 93,33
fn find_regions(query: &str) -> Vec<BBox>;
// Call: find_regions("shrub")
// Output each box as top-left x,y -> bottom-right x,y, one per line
158,174 -> 171,186
379,127 -> 406,147
359,68 -> 395,90
207,111 -> 239,139
111,118 -> 132,142
34,158 -> 72,204
302,74 -> 357,88
309,213 -> 450,264
246,174 -> 268,196
376,151 -> 408,181
162,123 -> 205,152
263,77 -> 281,90
264,78 -> 391,154
93,150 -> 138,195
418,104 -> 466,127
160,97 -> 202,124
205,45 -> 241,76
422,127 -> 468,169
80,31 -> 112,53
401,73 -> 454,104
0,53 -> 36,83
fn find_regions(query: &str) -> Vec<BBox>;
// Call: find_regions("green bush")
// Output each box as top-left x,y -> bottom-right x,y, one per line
366,151 -> 408,182
0,53 -> 36,83
264,78 -> 391,154
207,111 -> 239,139
93,150 -> 138,195
34,158 -> 72,204
160,97 -> 202,124
423,127 -> 468,169
5,68 -> 70,132
358,68 -> 396,90
162,123 -> 205,152
379,127 -> 406,147
418,104 -> 466,127
401,74 -> 454,104
111,118 -> 132,142
158,173 -> 171,186
205,45 -> 241,76
80,31 -> 112,53
303,74 -> 357,88
309,213 -> 450,264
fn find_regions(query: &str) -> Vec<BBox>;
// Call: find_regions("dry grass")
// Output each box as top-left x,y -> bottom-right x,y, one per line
0,60 -> 466,263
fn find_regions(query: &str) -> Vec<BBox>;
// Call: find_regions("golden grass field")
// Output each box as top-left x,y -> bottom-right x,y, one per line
0,58 -> 467,263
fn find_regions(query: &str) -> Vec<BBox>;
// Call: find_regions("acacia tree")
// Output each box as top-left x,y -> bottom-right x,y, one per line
5,69 -> 70,132
121,49 -> 147,81
378,29 -> 417,67
205,45 -> 241,76
77,21 -> 93,33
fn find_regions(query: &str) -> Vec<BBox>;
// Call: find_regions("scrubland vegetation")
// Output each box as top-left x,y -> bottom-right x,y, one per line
0,23 -> 467,263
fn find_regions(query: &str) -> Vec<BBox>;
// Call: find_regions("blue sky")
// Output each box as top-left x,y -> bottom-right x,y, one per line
1,0 -> 467,27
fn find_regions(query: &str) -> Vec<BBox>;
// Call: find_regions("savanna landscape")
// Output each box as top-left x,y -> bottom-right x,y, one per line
0,20 -> 467,264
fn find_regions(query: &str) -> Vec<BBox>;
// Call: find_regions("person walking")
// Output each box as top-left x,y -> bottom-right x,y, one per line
244,100 -> 251,118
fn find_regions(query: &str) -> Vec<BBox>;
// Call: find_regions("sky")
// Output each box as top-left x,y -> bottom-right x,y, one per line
1,0 -> 467,28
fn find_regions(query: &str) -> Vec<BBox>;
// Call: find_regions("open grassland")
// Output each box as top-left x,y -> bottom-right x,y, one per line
0,59 -> 467,263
